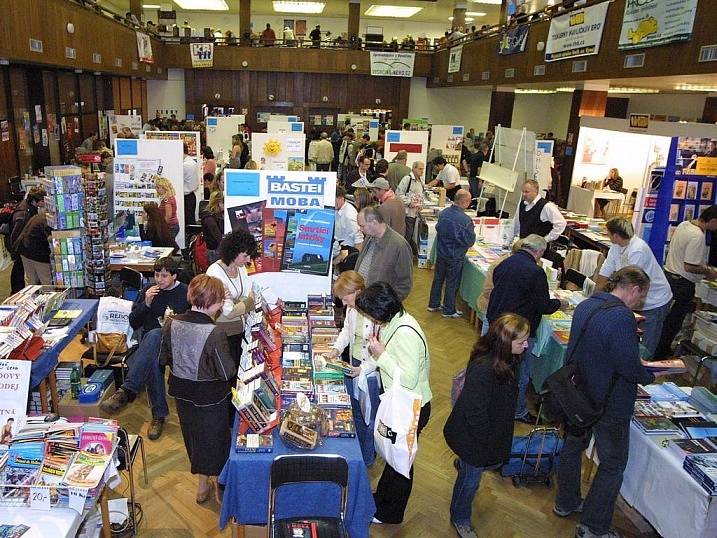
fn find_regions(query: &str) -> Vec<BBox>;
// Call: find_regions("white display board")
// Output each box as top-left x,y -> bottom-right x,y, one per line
492,126 -> 537,215
223,169 -> 337,301
114,138 -> 186,247
206,115 -> 245,164
109,114 -> 142,145
534,140 -> 554,189
252,132 -> 306,171
430,125 -> 464,167
384,130 -> 429,167
267,121 -> 305,134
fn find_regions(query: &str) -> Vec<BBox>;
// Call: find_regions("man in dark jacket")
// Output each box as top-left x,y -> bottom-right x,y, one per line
9,188 -> 46,292
487,234 -> 561,422
555,266 -> 657,538
17,212 -> 52,286
428,189 -> 476,318
100,257 -> 190,440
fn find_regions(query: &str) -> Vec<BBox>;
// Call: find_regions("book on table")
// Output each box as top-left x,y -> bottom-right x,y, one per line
632,416 -> 681,435
668,438 -> 717,461
683,453 -> 717,495
61,451 -> 111,488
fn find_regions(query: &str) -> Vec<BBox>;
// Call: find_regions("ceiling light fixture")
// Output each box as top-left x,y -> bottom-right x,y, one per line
173,0 -> 229,10
465,11 -> 487,17
143,4 -> 161,8
449,16 -> 475,22
556,87 -> 575,92
608,87 -> 660,94
674,83 -> 717,92
365,5 -> 423,18
515,89 -> 557,94
468,0 -> 502,4
273,1 -> 326,14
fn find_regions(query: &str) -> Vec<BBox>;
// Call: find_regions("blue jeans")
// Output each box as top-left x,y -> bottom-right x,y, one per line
515,337 -> 536,419
121,328 -> 169,419
450,459 -> 489,525
556,415 -> 630,535
429,256 -> 464,315
639,302 -> 670,358
345,373 -> 380,466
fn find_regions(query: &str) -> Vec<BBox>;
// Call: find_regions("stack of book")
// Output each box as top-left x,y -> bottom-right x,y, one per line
232,376 -> 279,434
640,382 -> 690,402
281,309 -> 309,344
689,387 -> 717,415
282,366 -> 315,402
324,408 -> 356,438
683,453 -> 717,495
668,438 -> 717,460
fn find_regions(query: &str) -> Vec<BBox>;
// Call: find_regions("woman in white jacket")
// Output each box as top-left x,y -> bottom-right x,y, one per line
323,270 -> 381,466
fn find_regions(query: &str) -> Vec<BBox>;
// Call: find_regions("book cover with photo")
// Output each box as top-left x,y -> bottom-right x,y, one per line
287,209 -> 335,276
61,451 -> 111,489
261,208 -> 288,273
227,200 -> 265,273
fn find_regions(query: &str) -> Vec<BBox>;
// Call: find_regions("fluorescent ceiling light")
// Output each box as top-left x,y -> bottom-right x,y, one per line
173,0 -> 228,10
674,84 -> 717,92
143,4 -> 161,8
556,87 -> 575,92
449,17 -> 475,22
469,0 -> 502,4
365,5 -> 423,18
608,87 -> 659,94
273,1 -> 325,13
466,12 -> 487,17
515,89 -> 557,94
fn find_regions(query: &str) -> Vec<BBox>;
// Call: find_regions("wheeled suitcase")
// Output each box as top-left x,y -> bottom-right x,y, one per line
500,426 -> 562,487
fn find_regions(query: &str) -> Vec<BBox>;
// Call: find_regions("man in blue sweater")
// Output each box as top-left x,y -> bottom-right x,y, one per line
100,258 -> 190,440
555,266 -> 657,538
428,189 -> 476,318
487,234 -> 561,422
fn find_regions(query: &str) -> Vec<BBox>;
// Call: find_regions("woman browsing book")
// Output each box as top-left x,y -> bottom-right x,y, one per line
159,275 -> 237,504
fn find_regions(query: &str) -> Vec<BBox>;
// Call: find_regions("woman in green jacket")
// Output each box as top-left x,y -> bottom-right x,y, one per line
355,281 -> 431,525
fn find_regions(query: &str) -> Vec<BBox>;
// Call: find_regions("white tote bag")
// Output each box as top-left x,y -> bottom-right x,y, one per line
95,296 -> 136,344
373,370 -> 422,479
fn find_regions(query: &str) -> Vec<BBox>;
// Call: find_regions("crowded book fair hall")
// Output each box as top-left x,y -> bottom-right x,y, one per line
2,0 -> 717,537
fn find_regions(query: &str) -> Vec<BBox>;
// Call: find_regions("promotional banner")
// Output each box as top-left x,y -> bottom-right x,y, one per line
252,132 -> 306,171
190,42 -> 214,67
545,2 -> 610,62
0,360 -> 30,448
448,45 -> 463,73
136,31 -> 154,63
498,25 -> 529,55
430,125 -> 464,167
384,130 -> 429,167
267,121 -> 304,134
369,52 -> 415,77
109,114 -> 142,145
619,0 -> 698,50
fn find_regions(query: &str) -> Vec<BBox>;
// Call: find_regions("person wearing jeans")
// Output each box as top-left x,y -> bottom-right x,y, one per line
428,189 -> 476,318
514,338 -> 536,420
444,313 -> 529,538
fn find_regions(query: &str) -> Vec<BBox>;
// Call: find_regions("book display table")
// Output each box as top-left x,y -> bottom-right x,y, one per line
218,416 -> 376,537
621,422 -> 717,538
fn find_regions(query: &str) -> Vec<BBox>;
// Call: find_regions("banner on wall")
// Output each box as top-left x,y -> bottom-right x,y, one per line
190,42 -> 214,68
136,31 -> 154,63
498,25 -> 529,55
384,130 -> 429,166
109,114 -> 142,145
429,125 -> 464,167
545,2 -> 609,62
369,52 -> 415,77
252,132 -> 306,171
448,45 -> 463,73
619,0 -> 698,50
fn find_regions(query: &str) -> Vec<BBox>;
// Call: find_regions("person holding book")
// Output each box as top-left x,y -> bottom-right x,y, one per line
159,274 -> 237,504
555,266 -> 657,538
324,270 -> 380,466
444,313 -> 530,538
355,281 -> 431,524
100,257 -> 190,440
206,230 -> 258,361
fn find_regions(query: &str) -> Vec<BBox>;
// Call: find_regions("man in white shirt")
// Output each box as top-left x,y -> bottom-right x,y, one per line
315,132 -> 335,171
655,206 -> 717,358
596,218 -> 672,357
429,156 -> 461,200
334,186 -> 363,250
513,179 -> 566,242
183,142 -> 199,226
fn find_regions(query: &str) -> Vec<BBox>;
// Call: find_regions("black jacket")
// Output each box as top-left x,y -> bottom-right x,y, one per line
444,356 -> 518,467
19,213 -> 51,263
200,210 -> 224,250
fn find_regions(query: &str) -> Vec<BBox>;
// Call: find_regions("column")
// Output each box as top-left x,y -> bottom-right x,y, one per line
499,0 -> 509,25
129,0 -> 142,20
487,87 -> 515,134
558,85 -> 608,207
702,96 -> 717,124
240,0 -> 252,45
452,2 -> 467,32
348,0 -> 360,43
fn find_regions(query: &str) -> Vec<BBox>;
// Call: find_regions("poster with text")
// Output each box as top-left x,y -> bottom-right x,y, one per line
0,359 -> 31,449
545,2 -> 610,62
619,0 -> 698,50
448,45 -> 463,73
252,132 -> 306,171
498,25 -> 529,55
369,52 -> 415,77
109,114 -> 142,145
430,125 -> 464,167
136,31 -> 154,63
190,42 -> 214,68
384,130 -> 429,168
289,209 -> 334,275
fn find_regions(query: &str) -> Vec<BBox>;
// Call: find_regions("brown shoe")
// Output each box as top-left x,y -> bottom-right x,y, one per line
196,479 -> 213,504
148,417 -> 165,441
99,388 -> 129,414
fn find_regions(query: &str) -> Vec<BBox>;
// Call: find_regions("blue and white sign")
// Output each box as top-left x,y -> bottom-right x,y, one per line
498,25 -> 529,55
267,172 -> 327,209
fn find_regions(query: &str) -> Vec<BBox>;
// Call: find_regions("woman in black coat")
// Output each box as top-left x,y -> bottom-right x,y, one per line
443,313 -> 530,538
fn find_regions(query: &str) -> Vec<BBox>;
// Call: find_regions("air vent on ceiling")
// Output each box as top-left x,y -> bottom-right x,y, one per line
92,53 -> 102,64
699,45 -> 717,62
29,39 -> 43,53
65,47 -> 76,60
572,60 -> 587,73
505,68 -> 515,78
481,71 -> 490,81
624,53 -> 645,68
462,73 -> 470,81
533,64 -> 545,76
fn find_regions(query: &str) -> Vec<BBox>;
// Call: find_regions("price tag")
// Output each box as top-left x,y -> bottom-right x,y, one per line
30,486 -> 51,510
68,486 -> 89,513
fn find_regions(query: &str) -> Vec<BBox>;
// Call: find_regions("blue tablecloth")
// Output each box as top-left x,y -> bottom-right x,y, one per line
218,417 -> 376,536
30,299 -> 98,388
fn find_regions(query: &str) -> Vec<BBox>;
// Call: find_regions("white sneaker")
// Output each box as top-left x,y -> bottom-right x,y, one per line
442,310 -> 464,319
453,521 -> 478,538
427,306 -> 442,312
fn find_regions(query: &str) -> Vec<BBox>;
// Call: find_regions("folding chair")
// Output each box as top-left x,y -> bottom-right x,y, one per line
268,455 -> 349,538
119,267 -> 145,302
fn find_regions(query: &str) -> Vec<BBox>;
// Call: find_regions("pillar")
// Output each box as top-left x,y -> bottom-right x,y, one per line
348,0 -> 360,43
499,0 -> 509,25
240,0 -> 252,45
558,87 -> 608,206
702,96 -> 717,124
487,87 -> 515,134
129,0 -> 142,20
452,2 -> 467,32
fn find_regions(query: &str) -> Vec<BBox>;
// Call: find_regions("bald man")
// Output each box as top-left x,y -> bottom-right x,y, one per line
428,189 -> 476,318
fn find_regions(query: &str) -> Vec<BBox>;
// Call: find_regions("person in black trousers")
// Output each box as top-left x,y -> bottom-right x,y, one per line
8,188 -> 46,293
444,313 -> 529,538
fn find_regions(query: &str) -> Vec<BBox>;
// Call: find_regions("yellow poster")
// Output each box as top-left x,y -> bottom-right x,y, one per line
696,157 -> 717,176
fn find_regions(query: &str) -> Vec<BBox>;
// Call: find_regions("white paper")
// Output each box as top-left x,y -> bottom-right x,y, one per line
30,485 -> 51,510
68,486 -> 89,513
107,498 -> 129,525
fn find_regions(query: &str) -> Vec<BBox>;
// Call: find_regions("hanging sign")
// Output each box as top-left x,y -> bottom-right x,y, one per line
448,45 -> 463,73
498,25 -> 529,55
369,52 -> 415,77
545,2 -> 610,62
619,0 -> 698,50
190,42 -> 214,68
136,31 -> 154,63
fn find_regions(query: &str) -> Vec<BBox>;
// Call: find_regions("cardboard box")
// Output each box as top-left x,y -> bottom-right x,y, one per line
58,378 -> 116,421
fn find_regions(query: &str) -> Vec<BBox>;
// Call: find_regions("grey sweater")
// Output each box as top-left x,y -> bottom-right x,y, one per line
355,227 -> 413,300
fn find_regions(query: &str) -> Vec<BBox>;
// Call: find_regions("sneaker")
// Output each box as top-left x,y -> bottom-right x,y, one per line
371,517 -> 383,524
148,417 -> 165,441
514,412 -> 538,425
442,310 -> 464,319
452,521 -> 478,538
427,306 -> 442,312
99,388 -> 129,414
575,524 -> 621,538
553,501 -> 583,517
